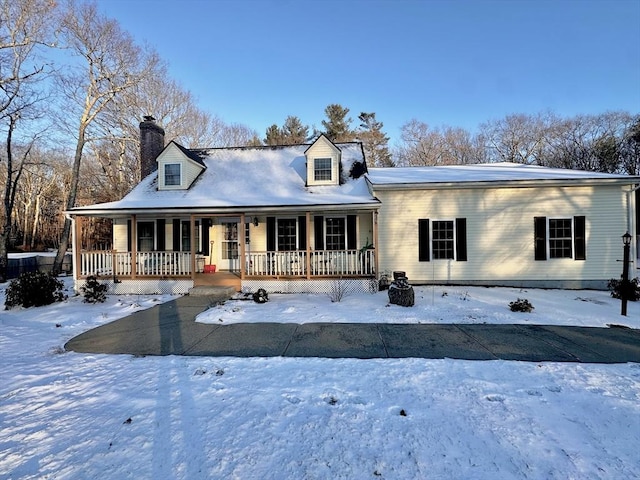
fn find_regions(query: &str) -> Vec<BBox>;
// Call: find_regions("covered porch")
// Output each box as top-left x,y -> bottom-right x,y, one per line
71,209 -> 379,293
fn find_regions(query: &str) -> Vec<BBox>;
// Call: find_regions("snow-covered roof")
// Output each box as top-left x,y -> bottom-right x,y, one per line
71,143 -> 378,216
366,162 -> 640,188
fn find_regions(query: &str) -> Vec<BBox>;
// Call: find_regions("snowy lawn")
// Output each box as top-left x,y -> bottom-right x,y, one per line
1,279 -> 639,479
197,285 -> 640,328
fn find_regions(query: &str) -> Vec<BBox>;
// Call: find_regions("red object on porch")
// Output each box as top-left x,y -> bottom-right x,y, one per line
204,265 -> 216,273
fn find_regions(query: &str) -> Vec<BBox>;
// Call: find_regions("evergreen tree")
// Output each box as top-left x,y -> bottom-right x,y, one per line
264,124 -> 283,145
357,112 -> 393,167
321,104 -> 354,142
281,116 -> 309,144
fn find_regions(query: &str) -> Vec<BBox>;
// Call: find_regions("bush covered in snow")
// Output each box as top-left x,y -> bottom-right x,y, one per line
5,271 -> 66,309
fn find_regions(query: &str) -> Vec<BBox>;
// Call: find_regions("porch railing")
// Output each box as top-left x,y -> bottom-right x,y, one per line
245,249 -> 375,277
80,251 -> 192,277
79,249 -> 375,278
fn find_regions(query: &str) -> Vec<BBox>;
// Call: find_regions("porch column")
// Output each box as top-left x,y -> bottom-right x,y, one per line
72,216 -> 81,280
240,214 -> 246,280
131,215 -> 137,278
190,215 -> 196,281
373,210 -> 379,277
306,211 -> 311,279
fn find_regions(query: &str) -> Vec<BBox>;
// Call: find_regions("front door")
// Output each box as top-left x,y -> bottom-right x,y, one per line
220,221 -> 239,271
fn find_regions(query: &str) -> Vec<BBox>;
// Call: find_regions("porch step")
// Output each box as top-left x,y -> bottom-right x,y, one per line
188,286 -> 237,301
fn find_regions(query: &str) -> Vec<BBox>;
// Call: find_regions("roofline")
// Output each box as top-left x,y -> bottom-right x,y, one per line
192,140 -> 363,153
366,177 -> 640,190
66,201 -> 381,218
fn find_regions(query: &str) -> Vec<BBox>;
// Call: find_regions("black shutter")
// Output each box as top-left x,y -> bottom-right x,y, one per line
347,215 -> 357,250
202,218 -> 209,254
172,219 -> 180,251
266,217 -> 276,251
156,219 -> 165,251
455,218 -> 467,261
534,216 -> 547,261
574,216 -> 586,261
298,216 -> 306,250
418,219 -> 430,262
314,216 -> 324,250
127,220 -> 132,252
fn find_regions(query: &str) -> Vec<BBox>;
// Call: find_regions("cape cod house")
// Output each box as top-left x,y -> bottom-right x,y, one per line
66,117 -> 640,294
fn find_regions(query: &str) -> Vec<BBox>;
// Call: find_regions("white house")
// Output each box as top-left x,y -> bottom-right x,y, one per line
66,117 -> 640,294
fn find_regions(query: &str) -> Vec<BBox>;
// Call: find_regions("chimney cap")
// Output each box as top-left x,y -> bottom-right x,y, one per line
142,115 -> 156,122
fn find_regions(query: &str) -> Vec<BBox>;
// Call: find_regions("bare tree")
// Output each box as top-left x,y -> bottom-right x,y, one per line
478,112 -> 555,164
52,0 -> 159,273
0,0 -> 55,281
395,120 -> 479,166
543,112 -> 634,172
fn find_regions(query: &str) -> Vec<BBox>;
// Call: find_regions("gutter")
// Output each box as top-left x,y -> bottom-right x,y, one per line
366,177 -> 640,191
65,201 -> 382,218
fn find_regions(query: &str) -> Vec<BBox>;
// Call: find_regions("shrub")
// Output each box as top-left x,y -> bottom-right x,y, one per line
80,276 -> 108,303
607,277 -> 640,301
509,298 -> 534,313
5,272 -> 67,309
328,280 -> 348,303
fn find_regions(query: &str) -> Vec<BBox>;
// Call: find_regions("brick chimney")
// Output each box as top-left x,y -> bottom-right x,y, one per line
139,115 -> 165,180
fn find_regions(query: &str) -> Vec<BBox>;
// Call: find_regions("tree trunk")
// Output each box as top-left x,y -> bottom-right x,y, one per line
53,125 -> 86,274
30,194 -> 41,249
0,230 -> 9,283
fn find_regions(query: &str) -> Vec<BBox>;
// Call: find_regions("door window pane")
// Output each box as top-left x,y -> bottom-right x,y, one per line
326,217 -> 345,250
278,218 -> 297,251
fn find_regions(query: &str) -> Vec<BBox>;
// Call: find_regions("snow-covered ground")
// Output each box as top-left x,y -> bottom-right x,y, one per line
1,279 -> 639,479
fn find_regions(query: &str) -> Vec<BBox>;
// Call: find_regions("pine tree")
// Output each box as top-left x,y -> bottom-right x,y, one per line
321,104 -> 354,142
264,124 -> 283,145
357,112 -> 393,167
281,116 -> 309,144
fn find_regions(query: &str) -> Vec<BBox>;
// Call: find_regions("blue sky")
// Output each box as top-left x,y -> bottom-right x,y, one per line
95,0 -> 640,145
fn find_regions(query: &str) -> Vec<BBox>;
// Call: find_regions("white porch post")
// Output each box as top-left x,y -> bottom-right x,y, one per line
72,216 -> 80,280
306,211 -> 311,279
373,210 -> 379,277
240,213 -> 246,280
190,215 -> 196,281
130,215 -> 137,278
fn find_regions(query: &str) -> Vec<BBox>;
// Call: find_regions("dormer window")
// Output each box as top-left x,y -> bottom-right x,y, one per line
314,158 -> 333,182
305,135 -> 342,186
164,163 -> 181,186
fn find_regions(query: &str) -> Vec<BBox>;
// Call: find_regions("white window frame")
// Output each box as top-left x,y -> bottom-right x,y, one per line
325,216 -> 347,251
164,163 -> 182,187
547,217 -> 574,259
313,157 -> 333,182
431,219 -> 456,260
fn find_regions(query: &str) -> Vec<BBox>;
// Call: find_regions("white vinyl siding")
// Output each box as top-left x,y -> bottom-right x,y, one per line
374,184 -> 627,285
157,143 -> 204,190
305,136 -> 340,186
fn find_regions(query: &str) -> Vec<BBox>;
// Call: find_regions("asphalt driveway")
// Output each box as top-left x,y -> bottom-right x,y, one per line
64,293 -> 640,363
